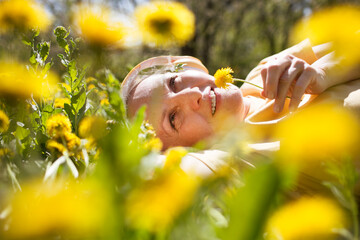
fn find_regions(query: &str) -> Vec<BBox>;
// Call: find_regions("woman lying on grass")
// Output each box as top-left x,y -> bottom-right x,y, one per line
122,39 -> 360,150
122,38 -> 360,200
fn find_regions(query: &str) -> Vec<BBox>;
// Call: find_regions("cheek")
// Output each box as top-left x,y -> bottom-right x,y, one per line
179,114 -> 213,146
219,88 -> 243,114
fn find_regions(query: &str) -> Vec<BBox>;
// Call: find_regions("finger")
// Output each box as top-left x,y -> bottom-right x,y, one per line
260,67 -> 267,97
265,56 -> 292,99
274,61 -> 305,113
289,67 -> 315,111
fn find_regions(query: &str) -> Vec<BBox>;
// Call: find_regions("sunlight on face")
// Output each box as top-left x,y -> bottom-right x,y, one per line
127,70 -> 246,149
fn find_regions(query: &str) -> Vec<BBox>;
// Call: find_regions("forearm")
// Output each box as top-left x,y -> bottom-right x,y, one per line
312,52 -> 360,91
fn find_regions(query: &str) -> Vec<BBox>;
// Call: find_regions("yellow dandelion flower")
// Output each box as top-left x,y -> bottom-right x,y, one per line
54,98 -> 71,108
64,132 -> 81,153
214,67 -> 234,89
125,170 -> 199,232
100,98 -> 110,106
0,0 -> 51,33
46,139 -> 66,154
292,5 -> 360,67
266,196 -> 347,240
0,61 -> 58,99
78,116 -> 107,140
163,147 -> 188,170
135,1 -> 195,47
46,133 -> 80,156
6,179 -> 110,238
46,114 -> 72,138
144,137 -> 163,152
87,84 -> 96,91
0,110 -> 9,133
275,103 -> 360,166
73,4 -> 127,47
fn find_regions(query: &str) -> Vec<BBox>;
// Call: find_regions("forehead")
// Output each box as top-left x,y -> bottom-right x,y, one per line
127,73 -> 167,121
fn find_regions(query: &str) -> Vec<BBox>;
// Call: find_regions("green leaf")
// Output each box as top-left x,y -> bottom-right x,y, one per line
39,41 -> 50,62
29,53 -> 37,65
54,26 -> 70,54
22,39 -> 32,46
42,104 -> 54,113
54,26 -> 68,39
42,61 -> 53,75
220,163 -> 280,240
58,54 -> 69,67
73,64 -> 89,90
106,70 -> 120,88
109,91 -> 121,107
71,87 -> 86,113
15,125 -> 30,141
64,103 -> 75,120
68,60 -> 78,84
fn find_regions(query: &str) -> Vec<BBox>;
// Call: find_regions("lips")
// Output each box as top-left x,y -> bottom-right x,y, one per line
210,89 -> 216,115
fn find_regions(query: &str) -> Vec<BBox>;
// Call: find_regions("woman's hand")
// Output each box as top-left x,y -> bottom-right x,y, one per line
260,54 -> 327,113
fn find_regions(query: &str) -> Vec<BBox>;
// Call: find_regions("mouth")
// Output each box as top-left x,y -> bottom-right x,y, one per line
210,88 -> 216,115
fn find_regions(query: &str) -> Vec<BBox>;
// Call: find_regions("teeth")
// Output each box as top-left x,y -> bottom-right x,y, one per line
210,90 -> 216,115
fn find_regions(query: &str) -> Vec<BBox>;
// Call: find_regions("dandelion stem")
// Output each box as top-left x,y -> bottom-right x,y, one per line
233,78 -> 292,99
233,78 -> 263,89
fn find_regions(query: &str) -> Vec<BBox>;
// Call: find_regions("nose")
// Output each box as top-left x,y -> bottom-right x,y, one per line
171,88 -> 201,111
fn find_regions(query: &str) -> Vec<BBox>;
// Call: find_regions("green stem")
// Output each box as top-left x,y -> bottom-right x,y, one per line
233,78 -> 292,99
233,78 -> 263,90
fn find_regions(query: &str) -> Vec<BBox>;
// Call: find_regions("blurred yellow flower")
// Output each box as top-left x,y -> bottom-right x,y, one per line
135,1 -> 195,47
0,147 -> 12,159
266,196 -> 346,240
87,84 -> 96,90
100,98 -> 110,106
292,5 -> 360,67
144,137 -> 163,152
64,132 -> 81,153
275,103 -> 360,166
85,77 -> 96,84
73,4 -> 127,47
46,114 -> 72,138
0,110 -> 9,133
46,139 -> 66,154
125,170 -> 199,232
54,98 -> 71,108
163,147 -> 188,170
0,61 -> 58,99
46,132 -> 81,156
6,179 -> 110,238
78,116 -> 107,140
0,0 -> 51,33
214,67 -> 234,89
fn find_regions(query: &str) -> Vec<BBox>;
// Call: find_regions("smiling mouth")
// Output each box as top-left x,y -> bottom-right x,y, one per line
210,89 -> 216,115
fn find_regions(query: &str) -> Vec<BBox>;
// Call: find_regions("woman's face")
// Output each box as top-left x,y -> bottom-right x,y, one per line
127,70 -> 247,149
